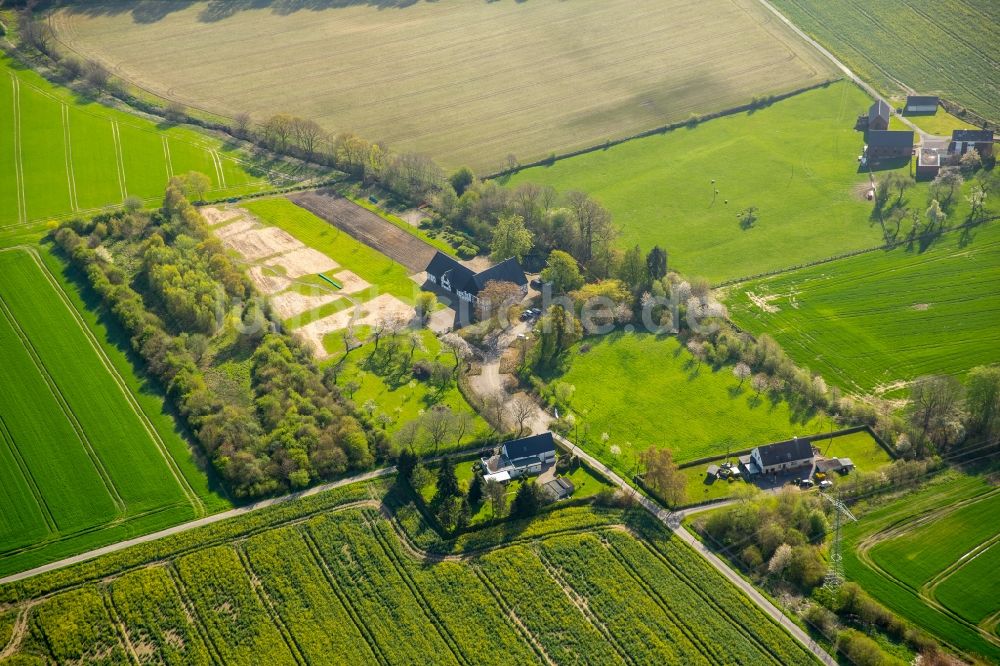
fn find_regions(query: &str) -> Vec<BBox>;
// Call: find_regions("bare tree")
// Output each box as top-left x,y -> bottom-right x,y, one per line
686,340 -> 705,370
291,117 -> 325,159
232,112 -> 252,138
422,406 -> 455,454
453,411 -> 474,447
641,447 -> 685,506
394,419 -> 422,455
84,60 -> 112,93
260,114 -> 294,151
483,391 -> 509,435
908,375 -> 965,454
510,396 -> 536,438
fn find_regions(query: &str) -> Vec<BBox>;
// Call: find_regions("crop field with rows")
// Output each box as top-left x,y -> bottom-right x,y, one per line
726,223 -> 1000,393
842,471 -> 1000,660
0,487 -> 818,664
769,0 -> 999,122
0,246 -> 226,577
49,0 -> 836,172
0,54 -> 284,232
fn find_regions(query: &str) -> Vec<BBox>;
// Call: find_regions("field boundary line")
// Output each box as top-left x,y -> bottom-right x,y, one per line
9,73 -> 27,225
234,545 -> 307,665
298,523 -> 389,666
110,119 -> 127,200
60,104 -> 79,211
165,563 -> 225,666
362,508 -> 469,666
162,136 -> 173,179
924,532 -> 1000,596
102,590 -> 141,665
0,292 -> 126,515
0,414 -> 57,533
533,544 -> 637,666
12,246 -> 206,517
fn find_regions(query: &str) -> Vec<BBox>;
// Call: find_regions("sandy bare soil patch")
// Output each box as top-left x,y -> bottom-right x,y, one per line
215,218 -> 258,239
248,266 -> 290,295
287,190 -> 438,273
222,227 -> 303,261
296,293 -> 415,359
271,290 -> 342,320
331,270 -> 371,295
264,247 -> 338,278
200,206 -> 243,226
746,290 -> 781,313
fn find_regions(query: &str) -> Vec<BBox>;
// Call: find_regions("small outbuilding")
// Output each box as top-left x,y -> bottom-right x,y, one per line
866,100 -> 891,131
815,457 -> 855,475
916,147 -> 941,179
542,477 -> 575,500
706,464 -> 720,479
905,95 -> 938,114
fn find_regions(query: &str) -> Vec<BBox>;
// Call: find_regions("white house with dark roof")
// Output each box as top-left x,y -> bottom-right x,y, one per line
424,251 -> 527,304
481,432 -> 556,483
741,437 -> 815,475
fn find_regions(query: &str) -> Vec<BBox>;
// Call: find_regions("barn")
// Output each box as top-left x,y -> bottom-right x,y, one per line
905,95 -> 938,114
866,100 -> 891,131
866,130 -> 914,160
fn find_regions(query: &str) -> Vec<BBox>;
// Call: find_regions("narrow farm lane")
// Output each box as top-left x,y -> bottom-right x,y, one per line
550,432 -> 837,666
753,0 -> 928,140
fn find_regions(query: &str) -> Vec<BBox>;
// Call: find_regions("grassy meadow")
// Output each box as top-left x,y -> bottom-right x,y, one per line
726,222 -> 1000,393
50,0 -> 836,171
0,247 -> 230,576
842,470 -> 1000,660
768,0 -> 999,122
904,108 -> 979,136
329,329 -> 488,449
508,82 -> 897,282
0,480 -> 817,665
0,53 -> 283,231
550,332 -> 830,478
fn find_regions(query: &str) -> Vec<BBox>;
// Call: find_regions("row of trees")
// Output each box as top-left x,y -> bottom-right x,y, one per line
903,366 -> 1000,457
53,182 -> 380,497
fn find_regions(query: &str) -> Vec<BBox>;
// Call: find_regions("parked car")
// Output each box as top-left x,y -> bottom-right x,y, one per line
799,479 -> 815,488
819,479 -> 833,489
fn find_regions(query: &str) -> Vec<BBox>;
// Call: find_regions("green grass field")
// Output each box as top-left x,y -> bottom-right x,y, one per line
550,332 -> 830,477
330,329 -> 488,447
726,222 -> 1000,393
870,492 -> 1000,589
508,82 -> 906,282
843,470 -> 1000,661
0,479 -> 817,665
935,541 -> 1000,625
0,54 -> 285,230
0,246 -> 229,576
768,0 -> 999,122
49,0 -> 836,171
903,108 -> 979,136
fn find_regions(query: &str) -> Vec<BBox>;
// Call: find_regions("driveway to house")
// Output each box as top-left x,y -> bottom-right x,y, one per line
463,327 -> 835,664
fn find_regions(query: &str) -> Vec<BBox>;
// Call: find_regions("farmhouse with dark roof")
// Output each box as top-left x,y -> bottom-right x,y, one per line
743,437 -> 815,475
424,251 -> 527,304
904,95 -> 938,114
481,432 -> 557,483
866,130 -> 914,160
950,129 -> 994,158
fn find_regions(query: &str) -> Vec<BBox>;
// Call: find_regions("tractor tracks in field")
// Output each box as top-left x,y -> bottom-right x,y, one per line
60,103 -> 79,212
14,246 -> 207,518
8,73 -> 27,225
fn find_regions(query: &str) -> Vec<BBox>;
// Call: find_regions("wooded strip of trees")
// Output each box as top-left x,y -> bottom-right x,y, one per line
52,180 -> 380,497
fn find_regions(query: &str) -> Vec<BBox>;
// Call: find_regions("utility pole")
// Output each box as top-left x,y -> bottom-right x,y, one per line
819,492 -> 857,589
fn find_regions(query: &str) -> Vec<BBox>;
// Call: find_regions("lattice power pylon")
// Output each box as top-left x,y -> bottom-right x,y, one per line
820,492 -> 857,589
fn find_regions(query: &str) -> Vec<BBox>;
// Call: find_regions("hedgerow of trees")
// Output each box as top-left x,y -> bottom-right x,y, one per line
53,180 -> 379,497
